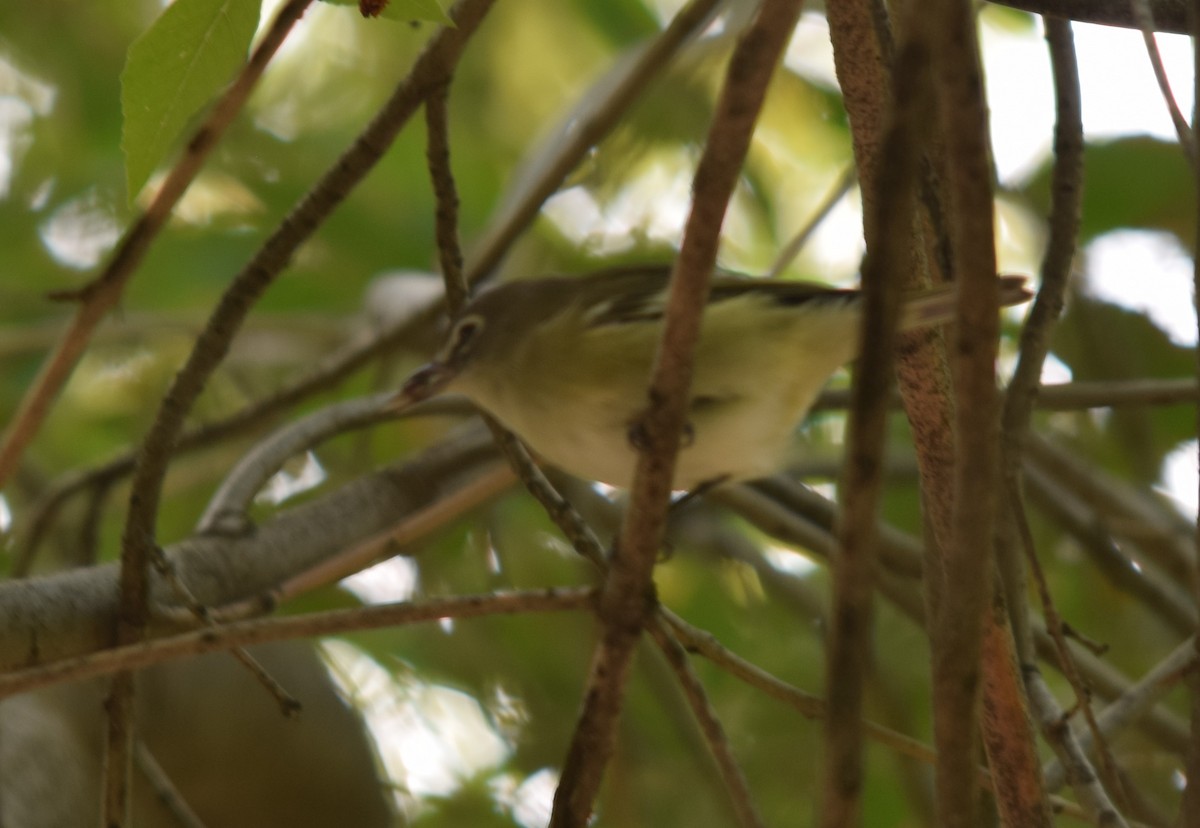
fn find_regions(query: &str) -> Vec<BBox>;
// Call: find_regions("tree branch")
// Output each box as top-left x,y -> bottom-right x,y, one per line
550,3 -> 805,824
987,0 -> 1191,33
0,0 -> 314,493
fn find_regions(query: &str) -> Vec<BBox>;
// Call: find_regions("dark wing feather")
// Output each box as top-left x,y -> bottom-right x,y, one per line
577,265 -> 860,328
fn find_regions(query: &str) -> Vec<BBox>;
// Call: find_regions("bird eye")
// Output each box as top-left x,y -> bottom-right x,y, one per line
444,315 -> 483,362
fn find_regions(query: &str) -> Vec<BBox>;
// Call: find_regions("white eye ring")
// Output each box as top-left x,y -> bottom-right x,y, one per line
445,314 -> 484,361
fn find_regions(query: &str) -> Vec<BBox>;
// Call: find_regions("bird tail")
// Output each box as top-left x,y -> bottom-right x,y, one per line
898,275 -> 1032,332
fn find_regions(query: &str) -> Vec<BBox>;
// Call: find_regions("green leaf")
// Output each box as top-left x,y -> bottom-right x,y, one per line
321,0 -> 451,24
121,0 -> 261,201
1022,136 -> 1196,245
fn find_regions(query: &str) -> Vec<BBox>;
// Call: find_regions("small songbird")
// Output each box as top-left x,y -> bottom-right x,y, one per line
392,265 -> 1031,489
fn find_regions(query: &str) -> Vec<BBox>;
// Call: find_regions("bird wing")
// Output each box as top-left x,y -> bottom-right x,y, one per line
577,266 -> 859,328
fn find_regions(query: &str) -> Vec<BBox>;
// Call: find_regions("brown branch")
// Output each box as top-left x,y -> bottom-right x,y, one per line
433,57 -> 765,822
12,317 -> 452,575
97,7 -> 318,821
925,0 -> 1014,823
647,618 -> 765,828
1001,17 -> 1083,460
0,588 -> 595,700
104,5 -> 498,811
986,0 -> 1191,32
118,0 -> 499,650
425,81 -> 467,314
422,11 -> 615,579
0,0 -> 314,493
993,16 -> 1127,822
819,3 -> 928,819
994,13 -> 1086,823
550,3 -> 805,825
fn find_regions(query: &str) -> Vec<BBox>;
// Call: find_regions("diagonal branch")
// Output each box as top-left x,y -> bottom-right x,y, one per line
0,0 -> 314,493
103,2 -> 499,819
549,3 -> 805,825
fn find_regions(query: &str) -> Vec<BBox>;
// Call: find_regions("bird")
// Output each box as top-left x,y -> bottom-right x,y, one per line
392,265 -> 1031,490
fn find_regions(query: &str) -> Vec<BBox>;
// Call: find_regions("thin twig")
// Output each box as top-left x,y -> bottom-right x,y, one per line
647,617 -> 766,828
0,0 -> 314,493
135,742 -> 209,828
1044,635 -> 1199,791
424,36 -> 764,823
994,13 -> 1088,821
1026,672 -> 1131,827
768,166 -> 857,278
1129,0 -> 1196,160
1000,16 -> 1083,453
149,547 -> 301,718
0,588 -> 596,700
423,51 -> 614,577
12,320 -> 458,574
425,81 -> 468,314
1010,475 -> 1132,817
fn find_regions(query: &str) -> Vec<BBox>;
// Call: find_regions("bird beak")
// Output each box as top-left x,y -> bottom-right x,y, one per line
389,362 -> 455,411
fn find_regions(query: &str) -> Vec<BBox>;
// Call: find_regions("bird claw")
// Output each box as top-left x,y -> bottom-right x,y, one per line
625,420 -> 696,451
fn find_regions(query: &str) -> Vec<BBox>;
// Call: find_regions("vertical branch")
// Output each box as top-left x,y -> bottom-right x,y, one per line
426,81 -> 468,313
826,0 -> 957,628
549,2 -> 805,824
823,0 -> 891,233
995,14 -> 1086,824
818,16 -> 930,827
925,0 -> 1004,824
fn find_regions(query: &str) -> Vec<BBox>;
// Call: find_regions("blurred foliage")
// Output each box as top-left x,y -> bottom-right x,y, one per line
1025,135 -> 1198,245
0,1 -> 1197,826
